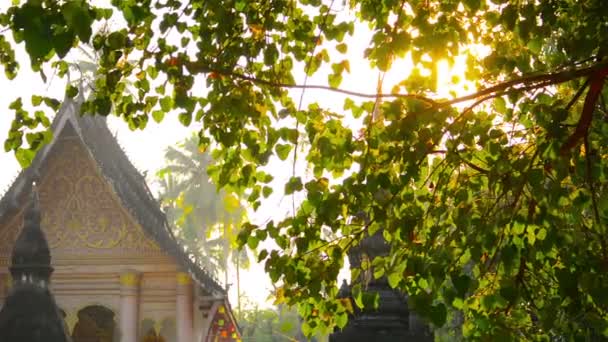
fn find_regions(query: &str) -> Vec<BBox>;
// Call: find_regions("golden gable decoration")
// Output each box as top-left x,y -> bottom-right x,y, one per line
0,139 -> 161,257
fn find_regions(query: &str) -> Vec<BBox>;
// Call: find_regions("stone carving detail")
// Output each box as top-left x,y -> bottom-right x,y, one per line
0,139 -> 161,256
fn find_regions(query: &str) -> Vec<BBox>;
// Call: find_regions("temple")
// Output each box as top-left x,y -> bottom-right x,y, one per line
0,96 -> 241,342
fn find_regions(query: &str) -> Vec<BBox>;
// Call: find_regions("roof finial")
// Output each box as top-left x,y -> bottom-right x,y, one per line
23,181 -> 41,229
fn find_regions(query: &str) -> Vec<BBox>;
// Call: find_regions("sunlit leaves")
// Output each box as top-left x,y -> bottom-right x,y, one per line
2,0 -> 608,339
10,1 -> 96,65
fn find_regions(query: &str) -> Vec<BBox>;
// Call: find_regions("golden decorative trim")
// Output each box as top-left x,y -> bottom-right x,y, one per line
120,272 -> 141,287
176,272 -> 192,285
64,311 -> 79,332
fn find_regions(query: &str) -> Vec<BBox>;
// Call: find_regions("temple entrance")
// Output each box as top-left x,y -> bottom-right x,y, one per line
72,305 -> 118,342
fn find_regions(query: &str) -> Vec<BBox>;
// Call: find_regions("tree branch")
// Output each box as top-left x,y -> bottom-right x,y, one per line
199,60 -> 608,110
442,61 -> 608,107
560,69 -> 608,155
565,79 -> 590,110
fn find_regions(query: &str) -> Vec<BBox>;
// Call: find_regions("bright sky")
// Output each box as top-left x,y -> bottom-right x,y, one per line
0,3 -> 476,310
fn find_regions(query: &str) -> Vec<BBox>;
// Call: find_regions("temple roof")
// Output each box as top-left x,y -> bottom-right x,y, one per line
0,95 -> 224,296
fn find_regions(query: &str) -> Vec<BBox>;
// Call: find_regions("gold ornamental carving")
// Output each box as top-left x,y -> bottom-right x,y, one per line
0,139 -> 161,256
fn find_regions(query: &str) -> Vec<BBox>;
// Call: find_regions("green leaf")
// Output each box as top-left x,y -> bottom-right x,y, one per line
107,31 -> 127,49
352,284 -> 363,308
527,37 -> 543,54
62,1 -> 93,43
93,96 -> 112,116
147,65 -> 159,79
493,97 -> 507,112
152,110 -> 165,123
178,112 -> 192,126
65,85 -> 79,98
463,0 -> 481,12
336,312 -> 348,329
388,271 -> 401,288
257,249 -> 268,262
31,95 -> 42,106
262,186 -> 273,198
160,96 -> 173,111
285,177 -> 303,195
275,144 -> 292,161
536,228 -> 547,241
328,73 -> 342,88
429,304 -> 447,327
52,28 -> 75,59
15,148 -> 35,168
247,235 -> 259,249
452,274 -> 471,297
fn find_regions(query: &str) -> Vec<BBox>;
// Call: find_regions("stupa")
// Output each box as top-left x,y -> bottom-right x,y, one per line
330,231 -> 433,341
0,183 -> 71,342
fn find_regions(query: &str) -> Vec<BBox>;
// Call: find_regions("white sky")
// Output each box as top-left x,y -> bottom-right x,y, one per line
0,3 -> 475,309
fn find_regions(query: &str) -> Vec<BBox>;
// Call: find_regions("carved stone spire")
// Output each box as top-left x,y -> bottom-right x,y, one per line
0,182 -> 71,342
9,182 -> 53,284
330,230 -> 433,342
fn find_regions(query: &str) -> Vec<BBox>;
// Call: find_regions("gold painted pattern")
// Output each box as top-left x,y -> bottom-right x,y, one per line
0,138 -> 161,257
120,272 -> 141,287
176,272 -> 193,285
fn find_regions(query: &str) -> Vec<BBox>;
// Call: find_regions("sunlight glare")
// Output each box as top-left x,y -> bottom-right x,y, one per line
436,55 -> 476,99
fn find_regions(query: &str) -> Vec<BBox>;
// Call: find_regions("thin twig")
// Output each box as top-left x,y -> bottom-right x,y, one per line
565,79 -> 590,110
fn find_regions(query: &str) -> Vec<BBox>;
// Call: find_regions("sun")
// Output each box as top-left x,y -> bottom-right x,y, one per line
436,44 -> 491,101
436,55 -> 476,100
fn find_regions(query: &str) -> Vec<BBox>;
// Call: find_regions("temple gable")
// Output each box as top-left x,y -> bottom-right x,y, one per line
0,126 -> 162,263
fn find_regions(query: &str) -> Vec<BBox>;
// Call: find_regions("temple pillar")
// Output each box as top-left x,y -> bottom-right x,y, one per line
176,272 -> 194,342
120,271 -> 141,342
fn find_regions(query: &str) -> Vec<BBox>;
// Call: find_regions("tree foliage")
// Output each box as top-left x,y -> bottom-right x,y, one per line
2,0 -> 608,340
236,302 -> 320,342
158,134 -> 249,281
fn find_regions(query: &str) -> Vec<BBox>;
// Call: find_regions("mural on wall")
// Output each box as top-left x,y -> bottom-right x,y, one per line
0,138 -> 161,259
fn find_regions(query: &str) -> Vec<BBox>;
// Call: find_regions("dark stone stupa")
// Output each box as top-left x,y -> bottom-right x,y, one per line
0,182 -> 71,342
330,231 -> 433,342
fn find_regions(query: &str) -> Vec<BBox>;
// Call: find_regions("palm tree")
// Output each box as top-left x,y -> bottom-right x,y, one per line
157,135 -> 250,305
